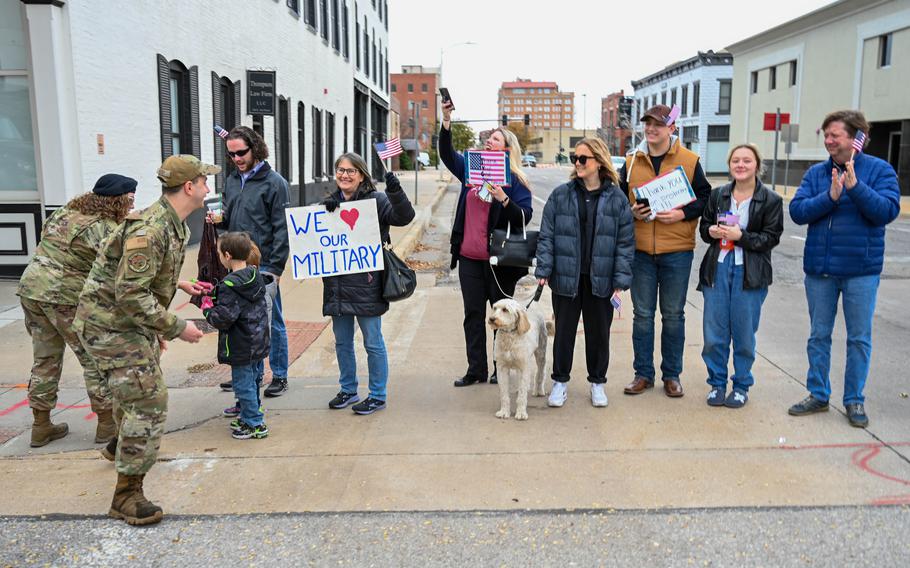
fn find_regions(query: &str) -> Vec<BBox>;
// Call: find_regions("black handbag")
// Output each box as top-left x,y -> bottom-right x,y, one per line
382,245 -> 417,302
488,209 -> 538,268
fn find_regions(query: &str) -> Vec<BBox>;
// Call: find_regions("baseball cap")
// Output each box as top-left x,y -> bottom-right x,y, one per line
641,104 -> 673,125
156,155 -> 221,187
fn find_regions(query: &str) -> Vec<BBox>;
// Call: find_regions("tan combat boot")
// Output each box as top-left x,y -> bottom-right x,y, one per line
108,472 -> 164,526
30,409 -> 69,448
94,409 -> 116,444
100,437 -> 117,462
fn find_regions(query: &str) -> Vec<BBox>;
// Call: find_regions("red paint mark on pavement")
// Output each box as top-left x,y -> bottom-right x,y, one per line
0,399 -> 28,417
55,402 -> 92,410
870,494 -> 910,506
852,445 -> 910,487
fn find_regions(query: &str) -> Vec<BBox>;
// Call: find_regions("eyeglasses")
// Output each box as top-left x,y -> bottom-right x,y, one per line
335,167 -> 359,177
227,147 -> 251,158
570,154 -> 595,166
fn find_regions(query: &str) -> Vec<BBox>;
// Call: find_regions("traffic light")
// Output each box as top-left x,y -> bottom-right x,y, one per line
501,114 -> 508,126
523,114 -> 530,126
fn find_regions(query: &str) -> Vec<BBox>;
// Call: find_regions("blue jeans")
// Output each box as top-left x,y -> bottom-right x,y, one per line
332,315 -> 389,401
232,360 -> 265,427
805,274 -> 879,405
631,250 -> 694,382
270,288 -> 289,378
701,255 -> 768,391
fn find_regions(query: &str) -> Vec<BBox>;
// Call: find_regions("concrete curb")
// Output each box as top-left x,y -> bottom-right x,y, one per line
393,178 -> 452,259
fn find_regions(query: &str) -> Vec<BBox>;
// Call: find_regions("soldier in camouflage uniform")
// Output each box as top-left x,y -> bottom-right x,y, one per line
17,174 -> 137,448
75,155 -> 216,526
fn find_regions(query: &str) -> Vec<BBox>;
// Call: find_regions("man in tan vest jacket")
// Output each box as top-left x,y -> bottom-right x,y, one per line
618,104 -> 712,398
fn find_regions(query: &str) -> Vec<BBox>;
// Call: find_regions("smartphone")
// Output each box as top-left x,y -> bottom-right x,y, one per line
439,87 -> 453,107
477,180 -> 493,202
635,197 -> 650,208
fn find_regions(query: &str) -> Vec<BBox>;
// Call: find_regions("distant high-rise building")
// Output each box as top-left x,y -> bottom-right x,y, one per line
601,91 -> 634,156
497,79 -> 574,131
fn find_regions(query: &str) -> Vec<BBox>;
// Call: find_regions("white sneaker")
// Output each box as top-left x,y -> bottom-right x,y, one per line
591,384 -> 608,407
548,381 -> 567,407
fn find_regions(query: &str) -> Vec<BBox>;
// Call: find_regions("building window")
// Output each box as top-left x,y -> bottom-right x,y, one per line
879,33 -> 892,67
287,0 -> 299,14
372,36 -> 377,82
342,2 -> 349,58
769,66 -> 777,90
421,100 -> 428,109
297,102 -> 306,193
157,56 -> 199,160
682,125 -> 698,146
276,96 -> 292,181
252,115 -> 263,137
0,4 -> 37,193
717,80 -> 731,115
212,74 -> 240,191
304,0 -> 316,28
384,0 -> 388,29
751,71 -> 758,94
707,125 -> 730,141
326,112 -> 336,174
670,88 -> 677,108
681,85 -> 688,116
421,83 -> 428,92
788,61 -> 797,86
661,91 -> 666,105
355,8 -> 360,68
407,83 -> 413,92
312,106 -> 323,179
692,82 -> 700,116
331,0 -> 340,51
391,83 -> 397,93
343,116 -> 348,152
363,19 -> 369,73
320,0 -> 329,41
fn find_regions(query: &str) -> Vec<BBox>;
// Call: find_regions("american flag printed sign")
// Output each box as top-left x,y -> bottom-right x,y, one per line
375,138 -> 403,160
852,130 -> 866,154
214,125 -> 229,140
465,150 -> 511,187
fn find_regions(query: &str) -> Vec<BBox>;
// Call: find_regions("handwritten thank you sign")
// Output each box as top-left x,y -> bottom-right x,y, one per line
286,199 -> 384,280
633,166 -> 696,220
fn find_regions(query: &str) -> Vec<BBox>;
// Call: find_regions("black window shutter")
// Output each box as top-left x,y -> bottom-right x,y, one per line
212,72 -> 224,190
233,80 -> 242,126
189,65 -> 201,157
157,54 -> 172,159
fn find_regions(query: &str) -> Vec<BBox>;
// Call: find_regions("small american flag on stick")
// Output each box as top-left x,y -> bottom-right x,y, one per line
465,150 -> 511,186
214,124 -> 229,140
375,138 -> 402,160
852,130 -> 866,154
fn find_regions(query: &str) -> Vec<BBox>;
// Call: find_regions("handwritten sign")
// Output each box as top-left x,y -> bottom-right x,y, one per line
633,166 -> 696,220
285,199 -> 384,280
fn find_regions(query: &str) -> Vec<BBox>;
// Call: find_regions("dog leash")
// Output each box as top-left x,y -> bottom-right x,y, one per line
489,265 -> 544,309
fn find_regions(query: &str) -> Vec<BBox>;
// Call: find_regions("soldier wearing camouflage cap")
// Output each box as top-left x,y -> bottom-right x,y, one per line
17,174 -> 137,448
75,155 -> 217,526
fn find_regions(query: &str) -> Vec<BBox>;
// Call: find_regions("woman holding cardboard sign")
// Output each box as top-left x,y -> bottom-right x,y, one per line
697,144 -> 783,408
321,154 -> 415,415
439,97 -> 534,388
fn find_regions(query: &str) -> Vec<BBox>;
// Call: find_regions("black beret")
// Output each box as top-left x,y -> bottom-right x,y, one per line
92,173 -> 137,196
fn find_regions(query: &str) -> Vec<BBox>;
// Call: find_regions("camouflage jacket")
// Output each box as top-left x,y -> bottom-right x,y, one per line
75,195 -> 189,369
17,207 -> 119,305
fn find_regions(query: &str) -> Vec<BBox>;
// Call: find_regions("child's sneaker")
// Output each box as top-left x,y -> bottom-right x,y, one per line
228,418 -> 241,431
222,405 -> 240,417
232,422 -> 269,439
351,397 -> 386,415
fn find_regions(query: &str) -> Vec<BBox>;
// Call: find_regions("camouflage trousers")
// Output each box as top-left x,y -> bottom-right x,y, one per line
106,362 -> 168,476
20,297 -> 111,413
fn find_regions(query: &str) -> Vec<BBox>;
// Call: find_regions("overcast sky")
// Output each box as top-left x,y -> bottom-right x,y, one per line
388,0 -> 833,130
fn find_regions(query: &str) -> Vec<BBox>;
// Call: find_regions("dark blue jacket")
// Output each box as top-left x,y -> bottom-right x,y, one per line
789,153 -> 900,277
204,266 -> 270,366
439,126 -> 533,269
535,179 -> 635,298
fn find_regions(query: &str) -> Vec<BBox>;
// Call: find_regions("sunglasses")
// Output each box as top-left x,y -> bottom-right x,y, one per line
227,147 -> 251,158
570,154 -> 595,166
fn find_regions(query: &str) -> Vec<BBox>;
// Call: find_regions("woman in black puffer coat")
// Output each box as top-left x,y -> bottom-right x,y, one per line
320,153 -> 415,415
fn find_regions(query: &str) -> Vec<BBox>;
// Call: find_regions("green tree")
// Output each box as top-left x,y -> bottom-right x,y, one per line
450,123 -> 475,152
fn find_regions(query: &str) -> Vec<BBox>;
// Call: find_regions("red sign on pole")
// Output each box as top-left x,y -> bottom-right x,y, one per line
763,113 -> 791,131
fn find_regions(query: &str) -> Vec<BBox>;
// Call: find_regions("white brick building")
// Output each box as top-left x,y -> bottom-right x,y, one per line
0,0 -> 390,277
631,51 -> 734,174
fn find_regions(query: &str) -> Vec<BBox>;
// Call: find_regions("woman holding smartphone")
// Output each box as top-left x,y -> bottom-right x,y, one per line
439,97 -> 534,388
698,144 -> 783,408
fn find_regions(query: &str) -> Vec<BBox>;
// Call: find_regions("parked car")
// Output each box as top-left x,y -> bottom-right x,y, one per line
416,152 -> 430,169
521,154 -> 537,168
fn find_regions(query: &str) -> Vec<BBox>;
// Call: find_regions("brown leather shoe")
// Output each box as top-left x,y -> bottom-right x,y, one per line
623,377 -> 654,395
663,379 -> 684,398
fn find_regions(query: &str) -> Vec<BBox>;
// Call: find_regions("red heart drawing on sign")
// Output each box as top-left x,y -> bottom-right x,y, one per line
340,208 -> 359,231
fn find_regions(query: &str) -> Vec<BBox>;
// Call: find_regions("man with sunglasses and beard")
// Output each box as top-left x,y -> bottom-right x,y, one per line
618,104 -> 712,399
209,126 -> 291,397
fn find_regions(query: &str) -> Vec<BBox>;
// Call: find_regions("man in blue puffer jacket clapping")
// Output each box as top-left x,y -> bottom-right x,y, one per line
787,110 -> 900,428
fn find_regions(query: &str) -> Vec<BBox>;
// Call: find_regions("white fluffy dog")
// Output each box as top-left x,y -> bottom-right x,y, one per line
487,298 -> 548,420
